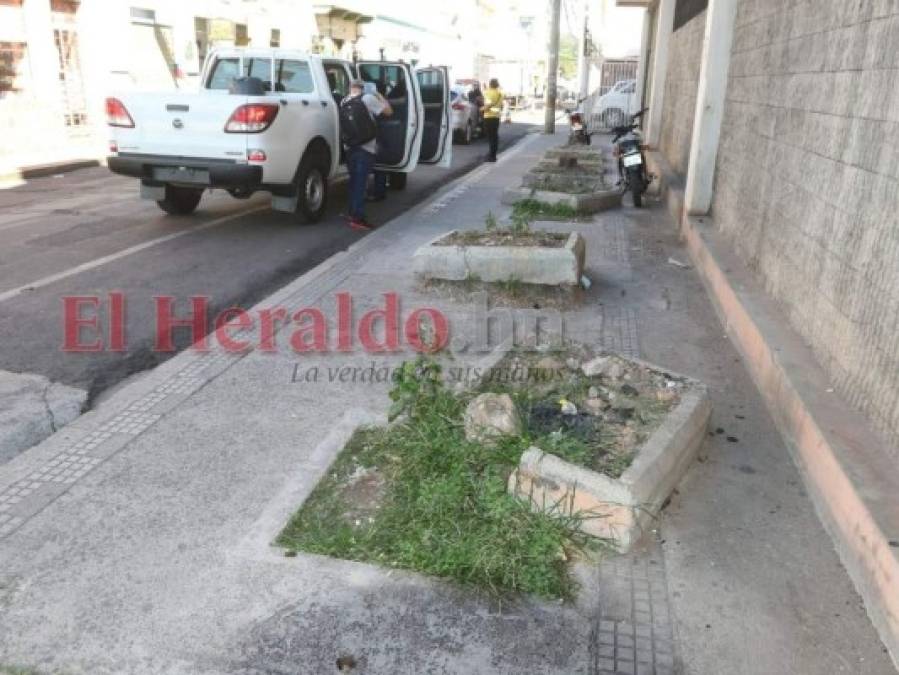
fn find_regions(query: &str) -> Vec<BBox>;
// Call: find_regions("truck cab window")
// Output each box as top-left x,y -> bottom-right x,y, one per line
324,64 -> 350,105
207,58 -> 240,89
276,60 -> 314,94
245,58 -> 273,91
358,64 -> 407,102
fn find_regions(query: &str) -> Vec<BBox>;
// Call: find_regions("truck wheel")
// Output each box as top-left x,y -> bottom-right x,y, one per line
388,172 -> 407,191
157,186 -> 203,215
294,155 -> 328,224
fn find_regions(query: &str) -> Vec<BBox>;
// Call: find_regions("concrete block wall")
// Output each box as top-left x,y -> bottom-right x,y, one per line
659,9 -> 706,175
711,0 -> 899,451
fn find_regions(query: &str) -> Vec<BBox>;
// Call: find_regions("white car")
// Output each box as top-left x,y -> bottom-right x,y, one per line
106,48 -> 452,222
450,86 -> 480,145
597,79 -> 641,129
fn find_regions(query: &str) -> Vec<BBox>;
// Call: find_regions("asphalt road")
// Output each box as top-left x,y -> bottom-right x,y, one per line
0,122 -> 532,402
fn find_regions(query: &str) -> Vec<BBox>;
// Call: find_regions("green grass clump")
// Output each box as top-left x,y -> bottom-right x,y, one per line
277,359 -> 594,599
512,198 -> 579,221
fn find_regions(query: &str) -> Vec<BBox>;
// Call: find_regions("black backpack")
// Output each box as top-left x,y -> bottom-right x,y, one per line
339,96 -> 378,147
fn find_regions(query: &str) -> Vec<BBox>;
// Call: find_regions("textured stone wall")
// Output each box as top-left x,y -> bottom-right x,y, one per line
659,9 -> 706,175
711,0 -> 899,450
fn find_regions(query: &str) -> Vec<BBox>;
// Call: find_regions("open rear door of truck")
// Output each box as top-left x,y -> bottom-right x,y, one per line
414,66 -> 452,169
355,61 -> 423,172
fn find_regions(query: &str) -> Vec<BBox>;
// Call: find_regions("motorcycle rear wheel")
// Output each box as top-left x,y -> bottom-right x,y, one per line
632,183 -> 643,207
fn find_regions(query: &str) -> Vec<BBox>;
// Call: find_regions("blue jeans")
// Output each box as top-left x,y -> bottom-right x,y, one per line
347,146 -> 375,219
371,171 -> 388,199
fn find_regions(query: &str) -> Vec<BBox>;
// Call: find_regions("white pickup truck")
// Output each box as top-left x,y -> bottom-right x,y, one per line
106,48 -> 452,222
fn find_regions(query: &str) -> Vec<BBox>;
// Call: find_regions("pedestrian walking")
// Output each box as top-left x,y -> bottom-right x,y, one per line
482,78 -> 503,162
340,79 -> 392,230
468,82 -> 485,135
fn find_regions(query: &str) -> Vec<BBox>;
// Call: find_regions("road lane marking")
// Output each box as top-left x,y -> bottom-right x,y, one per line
0,206 -> 268,303
0,195 -> 139,232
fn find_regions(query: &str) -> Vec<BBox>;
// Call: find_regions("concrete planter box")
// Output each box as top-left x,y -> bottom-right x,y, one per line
544,146 -> 604,160
501,186 -> 622,214
521,171 -> 604,193
413,230 -> 586,286
536,158 -> 604,173
508,374 -> 711,552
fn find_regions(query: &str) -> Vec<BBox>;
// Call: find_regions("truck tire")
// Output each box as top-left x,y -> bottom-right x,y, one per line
294,154 -> 328,224
157,185 -> 203,215
388,172 -> 407,191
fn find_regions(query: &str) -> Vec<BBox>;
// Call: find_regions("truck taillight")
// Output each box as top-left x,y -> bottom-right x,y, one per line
224,104 -> 279,133
105,97 -> 134,128
451,102 -> 465,111
247,149 -> 266,162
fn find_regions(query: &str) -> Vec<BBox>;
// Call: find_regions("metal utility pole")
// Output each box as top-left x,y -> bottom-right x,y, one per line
544,0 -> 562,133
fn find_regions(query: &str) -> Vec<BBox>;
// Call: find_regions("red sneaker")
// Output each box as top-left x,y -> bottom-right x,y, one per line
347,217 -> 374,231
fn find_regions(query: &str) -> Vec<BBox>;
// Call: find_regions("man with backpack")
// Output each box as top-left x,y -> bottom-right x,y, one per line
340,79 -> 392,231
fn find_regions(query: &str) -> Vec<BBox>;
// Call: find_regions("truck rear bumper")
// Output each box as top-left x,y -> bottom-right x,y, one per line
107,153 -> 263,188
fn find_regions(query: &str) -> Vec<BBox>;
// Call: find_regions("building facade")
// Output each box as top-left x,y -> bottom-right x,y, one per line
632,0 -> 899,664
0,0 -> 503,174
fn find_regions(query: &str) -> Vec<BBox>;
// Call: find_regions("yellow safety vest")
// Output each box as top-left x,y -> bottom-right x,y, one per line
483,88 -> 503,119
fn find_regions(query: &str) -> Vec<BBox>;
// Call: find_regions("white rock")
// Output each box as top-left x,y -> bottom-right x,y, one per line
583,398 -> 606,415
464,393 -> 522,444
581,356 -> 610,377
605,362 -> 624,379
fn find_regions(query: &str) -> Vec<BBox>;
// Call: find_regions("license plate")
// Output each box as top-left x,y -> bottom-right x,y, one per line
622,153 -> 642,168
153,166 -> 210,184
572,122 -> 583,131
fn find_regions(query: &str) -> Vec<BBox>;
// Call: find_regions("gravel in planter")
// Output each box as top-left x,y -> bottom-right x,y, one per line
521,171 -> 607,194
499,347 -> 711,550
479,348 -> 686,478
436,229 -> 569,247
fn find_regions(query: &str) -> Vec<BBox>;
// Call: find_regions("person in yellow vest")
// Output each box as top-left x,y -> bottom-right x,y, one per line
481,78 -> 503,162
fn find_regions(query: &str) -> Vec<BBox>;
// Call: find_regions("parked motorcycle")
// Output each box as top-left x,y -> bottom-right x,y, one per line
611,108 -> 651,206
565,98 -> 592,145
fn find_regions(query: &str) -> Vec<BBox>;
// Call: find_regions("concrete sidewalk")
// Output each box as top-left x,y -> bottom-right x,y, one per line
0,128 -> 893,675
